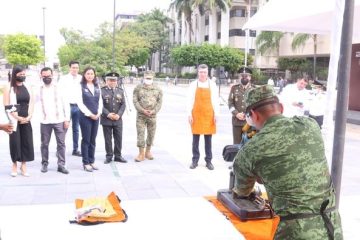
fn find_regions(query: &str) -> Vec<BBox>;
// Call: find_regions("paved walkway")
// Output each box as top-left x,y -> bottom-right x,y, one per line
0,82 -> 359,239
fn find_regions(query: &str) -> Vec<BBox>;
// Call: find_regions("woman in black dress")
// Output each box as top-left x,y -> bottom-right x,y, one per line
3,65 -> 34,177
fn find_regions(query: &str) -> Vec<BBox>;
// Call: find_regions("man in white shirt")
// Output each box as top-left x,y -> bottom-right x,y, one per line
59,60 -> 82,156
39,67 -> 70,174
279,77 -> 309,117
187,64 -> 219,170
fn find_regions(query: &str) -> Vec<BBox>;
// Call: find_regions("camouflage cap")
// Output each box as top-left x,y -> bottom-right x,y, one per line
144,70 -> 155,79
245,85 -> 278,111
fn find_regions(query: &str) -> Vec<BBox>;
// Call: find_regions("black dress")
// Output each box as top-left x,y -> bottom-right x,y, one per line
9,85 -> 34,163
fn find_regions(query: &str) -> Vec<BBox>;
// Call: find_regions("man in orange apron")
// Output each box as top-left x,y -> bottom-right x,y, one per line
187,64 -> 219,170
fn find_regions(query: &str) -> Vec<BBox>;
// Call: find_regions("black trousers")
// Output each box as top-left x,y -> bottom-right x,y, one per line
192,134 -> 212,163
102,124 -> 123,160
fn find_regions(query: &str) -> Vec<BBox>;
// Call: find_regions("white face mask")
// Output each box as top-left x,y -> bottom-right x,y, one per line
144,79 -> 153,85
245,113 -> 255,128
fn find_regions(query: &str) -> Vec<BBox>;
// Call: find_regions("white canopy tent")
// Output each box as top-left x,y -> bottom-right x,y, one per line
243,0 -> 360,42
242,0 -> 357,206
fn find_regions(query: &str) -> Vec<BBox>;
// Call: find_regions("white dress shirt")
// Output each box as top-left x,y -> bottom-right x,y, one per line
58,73 -> 82,104
186,79 -> 220,117
39,83 -> 70,124
279,83 -> 310,117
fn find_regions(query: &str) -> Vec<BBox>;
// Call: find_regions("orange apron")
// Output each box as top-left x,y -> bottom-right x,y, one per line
191,83 -> 216,135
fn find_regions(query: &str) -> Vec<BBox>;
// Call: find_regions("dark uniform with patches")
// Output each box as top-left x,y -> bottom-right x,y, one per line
100,73 -> 126,163
233,85 -> 343,239
228,83 -> 253,144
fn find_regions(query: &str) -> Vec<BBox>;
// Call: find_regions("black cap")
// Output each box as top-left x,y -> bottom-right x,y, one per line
238,66 -> 252,75
105,72 -> 120,80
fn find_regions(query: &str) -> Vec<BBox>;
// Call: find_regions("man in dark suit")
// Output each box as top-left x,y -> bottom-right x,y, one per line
101,72 -> 127,164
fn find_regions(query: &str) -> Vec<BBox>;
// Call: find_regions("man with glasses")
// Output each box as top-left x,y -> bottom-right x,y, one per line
133,71 -> 163,162
233,85 -> 342,239
228,67 -> 254,144
187,64 -> 219,170
39,67 -> 70,174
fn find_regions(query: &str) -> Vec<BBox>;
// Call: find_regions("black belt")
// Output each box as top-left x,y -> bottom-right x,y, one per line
70,104 -> 77,107
280,200 -> 335,240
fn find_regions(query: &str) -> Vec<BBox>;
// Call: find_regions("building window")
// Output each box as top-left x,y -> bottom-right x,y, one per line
230,8 -> 246,18
229,29 -> 246,37
204,35 -> 209,41
249,49 -> 256,55
205,15 -> 209,26
217,32 -> 221,39
250,8 -> 257,17
249,30 -> 257,37
217,12 -> 221,22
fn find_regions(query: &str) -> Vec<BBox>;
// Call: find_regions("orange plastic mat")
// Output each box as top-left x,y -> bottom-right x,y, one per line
206,196 -> 280,240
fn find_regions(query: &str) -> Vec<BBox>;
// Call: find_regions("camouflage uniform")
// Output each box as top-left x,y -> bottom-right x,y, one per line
228,83 -> 253,144
233,85 -> 343,239
133,83 -> 163,148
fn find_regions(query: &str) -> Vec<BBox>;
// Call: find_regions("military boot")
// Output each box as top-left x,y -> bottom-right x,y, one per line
145,146 -> 154,160
134,148 -> 145,162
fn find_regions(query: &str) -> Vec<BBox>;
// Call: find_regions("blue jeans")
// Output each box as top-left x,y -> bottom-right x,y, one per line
70,104 -> 80,152
79,113 -> 99,165
192,134 -> 212,163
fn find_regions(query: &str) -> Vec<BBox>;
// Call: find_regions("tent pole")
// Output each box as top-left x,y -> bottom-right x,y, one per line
331,0 -> 354,208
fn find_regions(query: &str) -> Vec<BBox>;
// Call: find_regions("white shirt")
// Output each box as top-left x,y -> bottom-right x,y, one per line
38,83 -> 70,124
186,79 -> 219,117
75,83 -> 103,117
58,73 -> 82,104
308,90 -> 326,116
279,83 -> 310,117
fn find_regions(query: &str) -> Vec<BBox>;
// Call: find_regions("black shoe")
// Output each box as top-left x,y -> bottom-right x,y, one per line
104,158 -> 112,164
189,162 -> 198,169
57,165 -> 69,174
114,156 -> 127,163
206,162 -> 214,170
72,150 -> 82,157
41,164 -> 48,173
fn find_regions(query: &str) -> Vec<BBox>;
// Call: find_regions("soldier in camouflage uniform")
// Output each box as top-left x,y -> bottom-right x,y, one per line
228,67 -> 254,144
133,71 -> 163,162
233,85 -> 343,239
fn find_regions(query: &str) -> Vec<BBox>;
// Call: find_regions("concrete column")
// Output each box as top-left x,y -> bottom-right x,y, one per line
208,9 -> 217,44
199,14 -> 205,43
220,7 -> 230,46
175,18 -> 180,44
181,13 -> 187,45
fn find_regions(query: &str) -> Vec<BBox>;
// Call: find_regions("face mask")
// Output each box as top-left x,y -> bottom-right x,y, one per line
42,77 -> 52,85
144,79 -> 153,85
241,78 -> 249,86
245,113 -> 255,128
16,76 -> 26,82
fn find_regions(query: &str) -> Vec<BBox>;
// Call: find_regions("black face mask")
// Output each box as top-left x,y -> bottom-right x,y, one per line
241,78 -> 249,85
16,76 -> 26,82
42,77 -> 52,85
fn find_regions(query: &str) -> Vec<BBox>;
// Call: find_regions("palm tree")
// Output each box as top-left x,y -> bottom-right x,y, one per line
193,0 -> 232,15
256,31 -> 284,57
291,33 -> 318,80
169,0 -> 194,42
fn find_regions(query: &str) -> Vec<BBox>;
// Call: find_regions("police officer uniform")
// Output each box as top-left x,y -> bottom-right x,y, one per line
228,67 -> 253,144
101,72 -> 127,163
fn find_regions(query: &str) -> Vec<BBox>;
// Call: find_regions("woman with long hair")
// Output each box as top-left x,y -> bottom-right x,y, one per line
76,67 -> 102,172
3,65 -> 34,177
